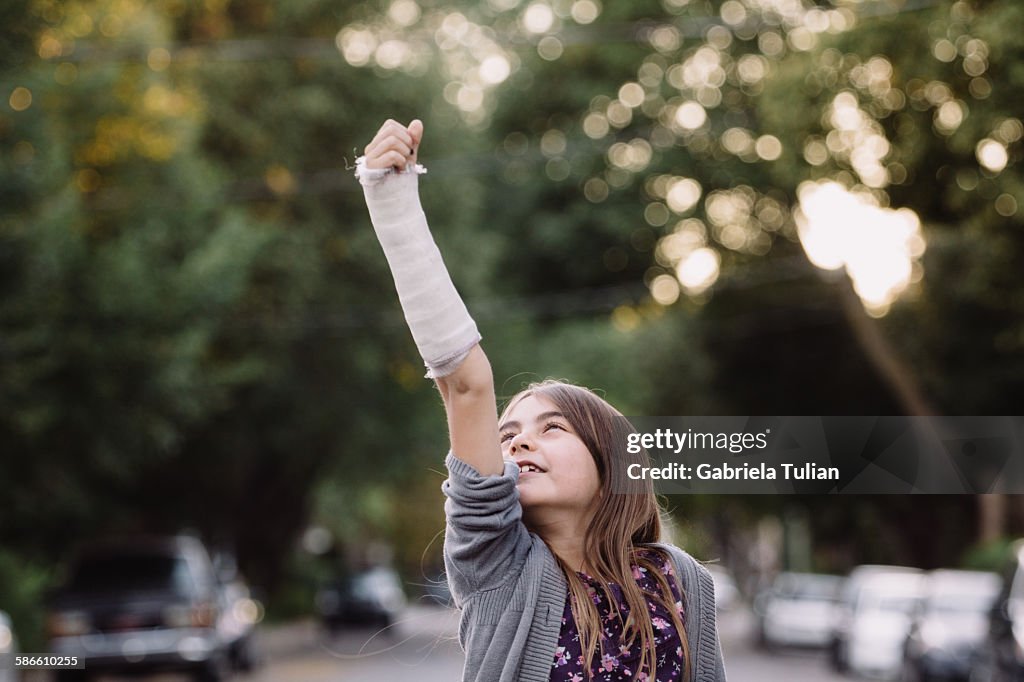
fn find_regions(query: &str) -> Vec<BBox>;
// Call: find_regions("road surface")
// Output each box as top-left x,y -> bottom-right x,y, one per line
29,603 -> 852,681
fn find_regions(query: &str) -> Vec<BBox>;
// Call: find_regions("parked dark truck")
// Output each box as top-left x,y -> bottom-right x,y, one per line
46,535 -> 231,682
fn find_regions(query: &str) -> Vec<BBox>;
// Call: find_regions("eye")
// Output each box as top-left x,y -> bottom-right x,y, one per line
499,432 -> 515,443
543,421 -> 566,433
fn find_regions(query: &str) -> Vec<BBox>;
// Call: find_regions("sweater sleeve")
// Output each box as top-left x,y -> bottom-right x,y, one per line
442,452 -> 532,604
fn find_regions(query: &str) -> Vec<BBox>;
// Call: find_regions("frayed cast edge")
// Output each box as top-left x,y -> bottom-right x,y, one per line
354,155 -> 428,186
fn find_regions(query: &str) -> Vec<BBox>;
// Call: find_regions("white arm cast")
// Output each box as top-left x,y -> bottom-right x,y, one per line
356,157 -> 481,378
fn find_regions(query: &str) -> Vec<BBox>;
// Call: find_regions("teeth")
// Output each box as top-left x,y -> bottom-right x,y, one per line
520,464 -> 539,473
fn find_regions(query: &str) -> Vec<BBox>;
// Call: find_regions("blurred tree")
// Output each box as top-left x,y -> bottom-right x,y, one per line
0,0 -> 488,599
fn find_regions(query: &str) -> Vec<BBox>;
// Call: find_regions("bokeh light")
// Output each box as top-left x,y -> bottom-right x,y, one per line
675,247 -> 720,295
537,35 -> 563,60
388,0 -> 422,26
755,135 -> 782,161
650,274 -> 681,306
522,2 -> 555,34
337,26 -> 376,67
480,54 -> 512,84
826,91 -> 891,188
583,111 -> 610,139
934,100 -> 966,135
665,178 -> 702,214
9,86 -> 33,112
976,139 -> 1008,173
995,194 -> 1018,217
619,82 -> 645,108
570,0 -> 601,24
674,101 -> 707,130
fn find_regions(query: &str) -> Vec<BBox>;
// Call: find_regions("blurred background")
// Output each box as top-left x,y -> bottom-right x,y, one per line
1,0 -> 1023,679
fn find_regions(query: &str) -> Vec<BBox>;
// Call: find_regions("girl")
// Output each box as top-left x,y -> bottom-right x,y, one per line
356,118 -> 726,682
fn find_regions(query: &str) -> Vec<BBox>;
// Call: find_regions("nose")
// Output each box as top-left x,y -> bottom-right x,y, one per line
510,432 -> 533,453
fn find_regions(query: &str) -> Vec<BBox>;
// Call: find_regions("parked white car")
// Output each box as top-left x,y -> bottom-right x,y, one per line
831,565 -> 925,678
755,572 -> 843,649
902,569 -> 1000,681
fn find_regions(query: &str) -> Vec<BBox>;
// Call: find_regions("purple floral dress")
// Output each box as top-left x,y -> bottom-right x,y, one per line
550,550 -> 686,682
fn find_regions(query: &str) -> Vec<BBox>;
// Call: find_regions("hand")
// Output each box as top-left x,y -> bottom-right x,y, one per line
363,118 -> 424,171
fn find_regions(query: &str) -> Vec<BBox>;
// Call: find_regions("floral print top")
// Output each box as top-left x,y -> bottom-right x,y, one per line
550,550 -> 686,682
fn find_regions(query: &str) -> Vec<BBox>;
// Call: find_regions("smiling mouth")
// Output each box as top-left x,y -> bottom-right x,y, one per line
518,464 -> 544,474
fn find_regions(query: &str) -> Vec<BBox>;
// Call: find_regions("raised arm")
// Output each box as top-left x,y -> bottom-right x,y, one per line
358,119 -> 504,476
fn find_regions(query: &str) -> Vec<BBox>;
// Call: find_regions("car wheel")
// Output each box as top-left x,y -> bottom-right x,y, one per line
829,638 -> 847,672
900,659 -> 922,682
193,654 -> 231,682
233,635 -> 259,672
969,645 -> 999,682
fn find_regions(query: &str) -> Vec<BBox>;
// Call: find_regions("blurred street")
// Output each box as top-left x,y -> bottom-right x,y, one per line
235,605 -> 465,682
25,602 -> 852,682
717,606 -> 847,682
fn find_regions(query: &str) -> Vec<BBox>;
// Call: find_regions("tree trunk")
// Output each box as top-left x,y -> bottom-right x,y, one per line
833,273 -> 1006,544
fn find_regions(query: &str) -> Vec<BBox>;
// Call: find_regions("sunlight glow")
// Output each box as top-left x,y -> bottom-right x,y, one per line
796,181 -> 925,315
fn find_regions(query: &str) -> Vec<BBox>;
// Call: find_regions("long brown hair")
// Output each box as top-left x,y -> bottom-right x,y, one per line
501,379 -> 690,680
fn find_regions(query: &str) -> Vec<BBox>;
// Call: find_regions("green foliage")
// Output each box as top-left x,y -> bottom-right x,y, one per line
961,537 -> 1015,572
0,549 -> 52,651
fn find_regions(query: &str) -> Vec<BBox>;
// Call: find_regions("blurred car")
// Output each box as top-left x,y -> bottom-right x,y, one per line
901,569 -> 999,682
316,566 -> 407,631
971,541 -> 1024,682
754,572 -> 843,649
706,564 -> 740,612
831,564 -> 925,678
47,535 -> 231,682
0,609 -> 18,682
211,553 -> 262,672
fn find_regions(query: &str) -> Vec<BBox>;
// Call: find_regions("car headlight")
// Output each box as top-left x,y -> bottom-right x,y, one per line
231,598 -> 264,626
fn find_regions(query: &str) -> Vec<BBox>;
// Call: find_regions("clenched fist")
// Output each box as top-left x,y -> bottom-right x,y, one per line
363,118 -> 424,171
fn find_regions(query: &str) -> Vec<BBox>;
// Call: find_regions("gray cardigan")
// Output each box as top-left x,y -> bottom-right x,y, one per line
442,452 -> 727,682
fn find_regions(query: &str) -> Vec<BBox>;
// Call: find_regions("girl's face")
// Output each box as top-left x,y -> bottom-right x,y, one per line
499,394 -> 601,515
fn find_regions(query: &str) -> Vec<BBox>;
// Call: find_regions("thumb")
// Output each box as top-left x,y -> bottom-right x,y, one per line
408,119 -> 424,147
